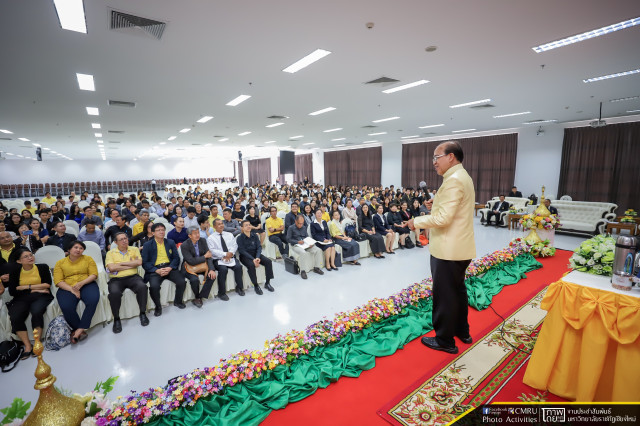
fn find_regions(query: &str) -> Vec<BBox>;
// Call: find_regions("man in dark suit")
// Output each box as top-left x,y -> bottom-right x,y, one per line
181,226 -> 218,307
237,220 -> 274,294
142,222 -> 186,316
544,199 -> 558,215
485,195 -> 510,227
508,186 -> 523,198
46,222 -> 76,254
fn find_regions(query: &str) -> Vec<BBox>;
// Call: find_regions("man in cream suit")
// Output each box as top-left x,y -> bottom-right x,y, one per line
408,141 -> 476,354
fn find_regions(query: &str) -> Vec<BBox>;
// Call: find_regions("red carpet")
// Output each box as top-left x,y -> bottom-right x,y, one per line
261,250 -> 573,426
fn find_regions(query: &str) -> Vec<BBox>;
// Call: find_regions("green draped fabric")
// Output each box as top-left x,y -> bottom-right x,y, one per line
149,254 -> 541,426
466,253 -> 541,310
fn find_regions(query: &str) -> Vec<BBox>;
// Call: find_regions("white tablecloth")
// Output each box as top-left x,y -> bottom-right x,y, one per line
563,270 -> 640,298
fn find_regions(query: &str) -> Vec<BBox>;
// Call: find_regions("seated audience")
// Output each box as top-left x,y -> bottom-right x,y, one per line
197,214 -> 214,239
328,211 -> 361,265
184,207 -> 198,229
14,223 -> 43,254
170,206 -> 185,225
81,206 -> 103,229
21,209 -> 34,223
132,208 -> 150,236
7,213 -> 22,234
207,218 -> 244,297
285,215 -> 324,280
509,186 -> 523,198
105,215 -> 133,247
231,202 -> 245,221
167,216 -> 188,245
6,248 -> 53,358
311,208 -> 337,272
485,195 -> 509,227
77,219 -> 106,252
51,203 -> 66,221
388,204 -> 410,249
53,241 -> 99,344
142,223 -> 186,316
42,192 -> 56,206
302,204 -> 314,226
22,201 -> 36,215
181,227 -> 217,307
544,199 -> 558,215
46,222 -> 76,254
400,201 -> 421,248
66,204 -> 84,225
358,204 -> 386,259
244,205 -> 264,244
222,208 -> 241,236
265,206 -> 289,257
103,208 -> 121,229
284,202 -> 299,233
373,204 -> 396,254
274,193 -> 290,213
342,199 -> 357,222
104,232 -> 149,333
237,220 -> 274,294
29,218 -> 49,244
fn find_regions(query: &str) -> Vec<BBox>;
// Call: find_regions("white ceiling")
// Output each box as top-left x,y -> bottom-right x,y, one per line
1,0 -> 639,162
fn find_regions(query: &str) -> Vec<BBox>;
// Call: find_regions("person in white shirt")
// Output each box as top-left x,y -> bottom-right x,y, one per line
198,215 -> 213,239
184,207 -> 199,229
206,219 -> 245,297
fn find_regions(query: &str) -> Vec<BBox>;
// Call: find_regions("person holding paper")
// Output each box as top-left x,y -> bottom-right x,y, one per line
311,209 -> 337,272
285,215 -> 324,280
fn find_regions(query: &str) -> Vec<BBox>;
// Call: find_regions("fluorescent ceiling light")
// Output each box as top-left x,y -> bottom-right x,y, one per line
368,132 -> 387,136
18,138 -> 30,141
265,141 -> 276,144
238,131 -> 251,136
53,0 -> 87,33
96,140 -> 103,143
179,128 -> 191,133
94,133 -> 102,137
449,99 -> 492,108
532,17 -> 640,53
334,144 -> 346,147
610,95 -> 640,102
283,49 -> 331,73
323,128 -> 342,133
43,148 -> 50,150
0,129 -> 13,134
266,122 -> 284,128
159,142 -> 166,145
168,136 -> 176,141
451,129 -> 477,133
86,107 -> 99,115
290,135 -> 304,139
401,135 -> 420,139
523,119 -> 557,125
362,140 -> 378,144
331,138 -> 346,141
372,116 -> 400,123
204,143 -> 211,147
76,73 -> 95,91
302,142 -> 315,146
226,95 -> 251,106
382,79 -> 430,94
626,109 -> 640,113
583,68 -> 640,83
418,124 -> 445,129
32,143 -> 41,147
219,138 -> 229,142
91,123 -> 100,129
196,116 -> 213,123
309,107 -> 336,116
493,111 -> 531,118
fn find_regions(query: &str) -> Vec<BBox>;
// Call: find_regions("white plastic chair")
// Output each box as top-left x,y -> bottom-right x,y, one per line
78,200 -> 90,209
34,246 -> 65,270
149,212 -> 159,220
64,220 -> 80,234
154,217 -> 168,225
276,211 -> 287,219
560,195 -> 572,201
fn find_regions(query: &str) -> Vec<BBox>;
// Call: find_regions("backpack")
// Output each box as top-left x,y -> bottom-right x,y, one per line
44,316 -> 72,351
344,224 -> 357,239
0,340 -> 24,372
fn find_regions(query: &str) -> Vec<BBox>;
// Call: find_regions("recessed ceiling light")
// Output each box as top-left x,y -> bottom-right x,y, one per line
91,123 -> 101,129
168,136 -> 176,141
76,73 -> 95,91
532,17 -> 640,53
493,111 -> 531,118
159,142 -> 166,145
449,99 -> 491,108
583,68 -> 640,83
43,148 -> 50,150
226,95 -> 251,106
362,140 -> 378,144
53,0 -> 87,33
331,138 -> 346,141
0,129 -> 13,134
418,123 -> 445,129
265,140 -> 276,144
451,129 -> 477,133
290,135 -> 304,139
627,109 -> 640,113
196,116 -> 213,123
610,95 -> 640,102
18,138 -> 30,141
94,133 -> 102,137
283,49 -> 331,73
204,143 -> 211,147
86,107 -> 99,115
382,79 -> 430,94
334,144 -> 346,147
97,140 -> 103,143
32,143 -> 41,147
238,131 -> 251,136
368,132 -> 387,136
266,122 -> 284,128
309,107 -> 336,116
372,116 -> 400,123
302,142 -> 315,146
219,138 -> 229,142
400,135 -> 420,139
323,128 -> 342,133
179,128 -> 191,133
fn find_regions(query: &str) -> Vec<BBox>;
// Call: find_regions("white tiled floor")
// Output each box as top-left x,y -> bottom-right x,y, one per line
0,217 -> 587,408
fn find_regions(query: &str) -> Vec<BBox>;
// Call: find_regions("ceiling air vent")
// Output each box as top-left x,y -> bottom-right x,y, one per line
422,132 -> 437,135
213,135 -> 225,138
108,141 -> 121,144
361,125 -> 377,129
110,10 -> 166,40
191,143 -> 202,146
108,130 -> 125,134
108,100 -> 136,108
267,115 -> 289,120
0,137 -> 11,140
469,104 -> 495,109
365,76 -> 400,86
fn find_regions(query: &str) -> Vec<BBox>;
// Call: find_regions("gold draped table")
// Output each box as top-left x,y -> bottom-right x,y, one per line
523,271 -> 640,401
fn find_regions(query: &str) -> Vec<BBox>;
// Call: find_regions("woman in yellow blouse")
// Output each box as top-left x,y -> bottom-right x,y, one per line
53,241 -> 99,343
328,211 -> 361,265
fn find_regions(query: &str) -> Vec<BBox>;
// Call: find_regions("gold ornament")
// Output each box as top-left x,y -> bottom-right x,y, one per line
525,227 -> 543,244
23,330 -> 86,426
534,185 -> 551,217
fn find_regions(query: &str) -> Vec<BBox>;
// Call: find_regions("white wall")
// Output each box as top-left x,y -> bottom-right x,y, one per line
381,143 -> 402,188
513,126 -> 564,199
0,158 -> 235,185
311,150 -> 324,185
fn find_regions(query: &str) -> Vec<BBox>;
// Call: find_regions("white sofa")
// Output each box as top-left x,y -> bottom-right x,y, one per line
479,197 -> 530,227
525,200 -> 616,235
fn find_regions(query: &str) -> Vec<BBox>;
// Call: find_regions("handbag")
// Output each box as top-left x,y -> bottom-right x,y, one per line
355,232 -> 367,242
284,255 -> 300,275
185,262 -> 208,275
44,316 -> 71,351
334,252 -> 342,267
0,340 -> 24,373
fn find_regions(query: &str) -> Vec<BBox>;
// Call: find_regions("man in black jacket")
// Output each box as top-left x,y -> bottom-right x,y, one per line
508,186 -> 523,198
46,222 -> 76,254
485,195 -> 510,228
237,220 -> 274,295
544,199 -> 558,215
181,227 -> 218,306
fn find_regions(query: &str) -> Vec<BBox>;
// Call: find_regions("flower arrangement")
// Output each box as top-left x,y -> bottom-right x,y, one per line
509,237 -> 556,258
620,216 -> 636,224
87,245 -> 530,425
569,234 -> 615,276
624,209 -> 637,217
519,213 -> 561,230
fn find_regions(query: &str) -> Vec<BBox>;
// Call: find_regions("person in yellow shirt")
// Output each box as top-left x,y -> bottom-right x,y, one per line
54,241 -> 100,344
207,205 -> 223,227
105,232 -> 149,334
22,201 -> 37,215
273,194 -> 290,213
409,141 -> 476,355
41,192 -> 56,206
320,205 -> 330,223
265,206 -> 289,257
132,209 -> 150,236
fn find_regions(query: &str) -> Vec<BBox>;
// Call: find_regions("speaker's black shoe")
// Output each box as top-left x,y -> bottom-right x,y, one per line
421,336 -> 459,354
457,335 -> 473,344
